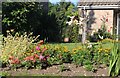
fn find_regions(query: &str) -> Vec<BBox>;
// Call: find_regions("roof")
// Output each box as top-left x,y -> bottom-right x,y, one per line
78,0 -> 120,6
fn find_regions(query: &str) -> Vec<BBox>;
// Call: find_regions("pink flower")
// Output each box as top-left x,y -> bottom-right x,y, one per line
36,46 -> 40,51
39,55 -> 44,60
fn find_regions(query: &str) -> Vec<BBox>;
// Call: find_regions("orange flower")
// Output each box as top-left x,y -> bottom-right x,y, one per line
34,54 -> 39,58
11,58 -> 20,64
14,58 -> 20,64
24,56 -> 30,61
9,56 -> 14,60
42,48 -> 47,53
29,56 -> 34,61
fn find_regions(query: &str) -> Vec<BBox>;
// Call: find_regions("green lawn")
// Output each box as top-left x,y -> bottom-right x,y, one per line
47,43 -> 82,50
46,42 -> 113,51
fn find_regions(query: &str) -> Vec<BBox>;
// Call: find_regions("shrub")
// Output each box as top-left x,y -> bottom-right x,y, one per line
1,31 -> 40,69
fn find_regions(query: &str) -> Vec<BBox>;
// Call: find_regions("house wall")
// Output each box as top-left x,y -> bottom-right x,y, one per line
78,9 -> 114,35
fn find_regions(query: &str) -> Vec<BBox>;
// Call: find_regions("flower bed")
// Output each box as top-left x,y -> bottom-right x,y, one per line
1,32 -> 119,76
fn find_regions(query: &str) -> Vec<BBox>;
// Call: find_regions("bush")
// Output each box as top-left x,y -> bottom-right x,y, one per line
1,33 -> 49,68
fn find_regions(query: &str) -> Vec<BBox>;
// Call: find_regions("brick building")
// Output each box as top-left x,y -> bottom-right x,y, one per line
78,0 -> 120,40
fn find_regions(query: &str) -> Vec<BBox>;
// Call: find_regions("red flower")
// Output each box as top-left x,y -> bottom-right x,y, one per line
106,18 -> 108,22
108,27 -> 113,32
108,30 -> 110,32
43,58 -> 46,61
34,54 -> 39,58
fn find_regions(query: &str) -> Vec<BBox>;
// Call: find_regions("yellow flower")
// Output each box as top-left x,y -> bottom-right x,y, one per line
63,46 -> 68,52
10,29 -> 14,32
98,48 -> 103,52
6,30 -> 10,33
104,48 -> 110,53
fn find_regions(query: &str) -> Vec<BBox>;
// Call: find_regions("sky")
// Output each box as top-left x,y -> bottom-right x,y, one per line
49,0 -> 78,5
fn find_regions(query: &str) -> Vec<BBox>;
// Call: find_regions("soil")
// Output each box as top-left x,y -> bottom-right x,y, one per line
1,63 -> 109,76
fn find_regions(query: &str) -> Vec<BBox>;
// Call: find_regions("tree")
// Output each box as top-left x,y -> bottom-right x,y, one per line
49,1 -> 79,42
2,2 -> 43,35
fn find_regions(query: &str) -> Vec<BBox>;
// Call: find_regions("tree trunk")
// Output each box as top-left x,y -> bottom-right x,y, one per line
82,21 -> 87,44
78,9 -> 87,44
0,15 -> 2,33
82,10 -> 87,44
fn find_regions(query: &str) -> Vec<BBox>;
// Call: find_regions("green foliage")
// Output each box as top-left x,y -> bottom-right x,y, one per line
0,71 -> 11,76
109,41 -> 120,76
2,2 -> 60,42
2,2 -> 77,42
49,2 -> 78,42
2,2 -> 39,34
71,42 -> 111,72
67,24 -> 80,43
45,45 -> 71,65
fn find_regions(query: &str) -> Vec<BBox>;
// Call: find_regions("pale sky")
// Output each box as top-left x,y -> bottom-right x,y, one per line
49,0 -> 78,5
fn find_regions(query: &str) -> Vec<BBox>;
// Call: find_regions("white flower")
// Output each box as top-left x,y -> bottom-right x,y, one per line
87,44 -> 92,48
98,35 -> 103,39
66,21 -> 72,25
6,30 -> 10,33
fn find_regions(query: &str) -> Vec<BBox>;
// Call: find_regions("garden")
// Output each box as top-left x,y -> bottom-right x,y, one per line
0,32 -> 120,76
0,1 -> 120,77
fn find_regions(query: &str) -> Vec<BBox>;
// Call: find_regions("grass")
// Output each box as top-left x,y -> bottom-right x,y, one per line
46,42 -> 113,51
0,71 -> 60,77
47,43 -> 82,50
0,71 -> 11,76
